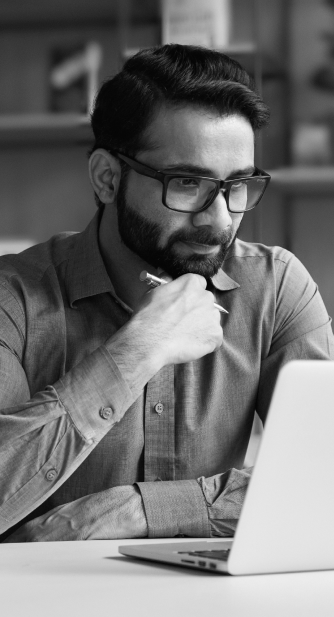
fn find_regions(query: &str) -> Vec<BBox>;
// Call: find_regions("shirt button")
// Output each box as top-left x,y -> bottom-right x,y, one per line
45,469 -> 58,482
154,402 -> 164,415
99,407 -> 113,420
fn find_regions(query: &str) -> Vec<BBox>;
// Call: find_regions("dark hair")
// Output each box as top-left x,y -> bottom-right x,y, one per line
90,44 -> 270,156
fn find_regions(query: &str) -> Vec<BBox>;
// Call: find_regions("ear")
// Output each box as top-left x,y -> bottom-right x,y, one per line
88,149 -> 121,205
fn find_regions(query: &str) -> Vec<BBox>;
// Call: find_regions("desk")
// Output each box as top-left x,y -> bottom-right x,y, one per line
1,538 -> 334,617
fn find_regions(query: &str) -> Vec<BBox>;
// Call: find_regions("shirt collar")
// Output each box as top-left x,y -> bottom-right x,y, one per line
67,210 -> 114,308
210,240 -> 241,290
211,268 -> 240,291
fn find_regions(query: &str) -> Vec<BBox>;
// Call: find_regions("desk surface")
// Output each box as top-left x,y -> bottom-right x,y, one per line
1,538 -> 334,617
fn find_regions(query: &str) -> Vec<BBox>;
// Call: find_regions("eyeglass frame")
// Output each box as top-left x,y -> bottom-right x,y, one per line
111,150 -> 271,214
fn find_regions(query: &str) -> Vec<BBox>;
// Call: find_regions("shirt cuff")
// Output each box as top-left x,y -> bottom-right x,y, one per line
137,479 -> 210,538
198,467 -> 252,537
54,345 -> 134,442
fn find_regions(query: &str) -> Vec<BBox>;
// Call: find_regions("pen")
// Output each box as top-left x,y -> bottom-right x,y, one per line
139,271 -> 229,314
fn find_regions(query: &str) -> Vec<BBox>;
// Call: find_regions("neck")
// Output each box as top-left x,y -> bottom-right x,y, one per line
98,204 -> 160,311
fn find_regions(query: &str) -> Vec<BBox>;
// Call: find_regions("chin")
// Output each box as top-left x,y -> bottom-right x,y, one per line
158,253 -> 225,280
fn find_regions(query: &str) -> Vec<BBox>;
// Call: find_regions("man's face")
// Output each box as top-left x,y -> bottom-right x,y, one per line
116,106 -> 255,279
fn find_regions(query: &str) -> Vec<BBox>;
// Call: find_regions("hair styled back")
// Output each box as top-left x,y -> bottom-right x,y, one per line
91,44 -> 270,156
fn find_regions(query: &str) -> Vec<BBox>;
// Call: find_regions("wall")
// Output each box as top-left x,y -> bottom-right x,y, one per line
0,18 -> 159,243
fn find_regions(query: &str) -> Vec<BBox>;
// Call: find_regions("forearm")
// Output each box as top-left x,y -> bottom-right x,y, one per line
105,318 -> 164,401
3,469 -> 251,543
3,485 -> 147,542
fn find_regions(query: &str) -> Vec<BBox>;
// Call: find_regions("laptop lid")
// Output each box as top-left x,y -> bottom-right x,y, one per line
228,360 -> 334,575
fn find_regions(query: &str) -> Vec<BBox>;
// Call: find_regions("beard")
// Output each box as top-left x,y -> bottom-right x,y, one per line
116,177 -> 237,280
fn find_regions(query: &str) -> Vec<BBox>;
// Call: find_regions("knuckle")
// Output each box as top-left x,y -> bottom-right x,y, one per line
196,274 -> 207,288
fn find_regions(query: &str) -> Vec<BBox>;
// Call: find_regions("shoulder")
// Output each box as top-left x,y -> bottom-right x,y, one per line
227,238 -> 293,263
0,231 -> 80,290
222,239 -> 319,323
0,231 -> 80,312
225,239 -> 309,283
222,239 -> 332,359
0,232 -> 79,282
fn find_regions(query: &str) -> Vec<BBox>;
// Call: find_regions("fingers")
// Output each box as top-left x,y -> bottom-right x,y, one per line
143,269 -> 207,289
140,270 -> 209,311
169,272 -> 207,290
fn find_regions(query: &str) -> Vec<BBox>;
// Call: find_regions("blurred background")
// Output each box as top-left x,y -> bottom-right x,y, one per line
0,0 -> 333,315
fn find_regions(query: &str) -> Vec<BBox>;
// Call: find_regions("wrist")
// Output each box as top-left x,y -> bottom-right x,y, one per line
105,318 -> 164,397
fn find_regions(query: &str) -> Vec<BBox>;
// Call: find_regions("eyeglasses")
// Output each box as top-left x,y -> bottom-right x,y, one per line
113,151 -> 271,214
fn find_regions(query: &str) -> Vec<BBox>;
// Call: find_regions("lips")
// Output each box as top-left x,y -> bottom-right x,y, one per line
177,241 -> 220,255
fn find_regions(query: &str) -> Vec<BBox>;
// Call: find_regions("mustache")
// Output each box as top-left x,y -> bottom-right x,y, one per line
166,226 -> 233,247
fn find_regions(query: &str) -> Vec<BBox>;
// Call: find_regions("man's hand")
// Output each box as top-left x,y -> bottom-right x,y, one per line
109,273 -> 223,388
133,273 -> 223,366
4,485 -> 147,542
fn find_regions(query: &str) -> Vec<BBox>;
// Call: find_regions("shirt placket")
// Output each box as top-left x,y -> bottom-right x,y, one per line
144,364 -> 175,482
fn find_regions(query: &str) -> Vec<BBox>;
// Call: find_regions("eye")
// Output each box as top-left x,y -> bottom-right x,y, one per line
231,178 -> 248,192
177,177 -> 200,187
230,180 -> 246,191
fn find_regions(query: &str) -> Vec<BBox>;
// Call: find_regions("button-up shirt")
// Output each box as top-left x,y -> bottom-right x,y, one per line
0,211 -> 333,541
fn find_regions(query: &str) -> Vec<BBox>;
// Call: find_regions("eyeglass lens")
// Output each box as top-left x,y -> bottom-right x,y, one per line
166,176 -> 267,212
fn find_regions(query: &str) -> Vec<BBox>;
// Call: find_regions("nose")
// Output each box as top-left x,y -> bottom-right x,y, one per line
191,189 -> 233,231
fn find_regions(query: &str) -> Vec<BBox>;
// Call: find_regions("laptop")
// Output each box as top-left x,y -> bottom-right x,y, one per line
119,360 -> 334,575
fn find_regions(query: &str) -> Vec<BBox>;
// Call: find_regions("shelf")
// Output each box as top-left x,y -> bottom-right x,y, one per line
269,167 -> 334,194
0,113 -> 93,145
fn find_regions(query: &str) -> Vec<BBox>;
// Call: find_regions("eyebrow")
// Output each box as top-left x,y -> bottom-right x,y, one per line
161,163 -> 256,179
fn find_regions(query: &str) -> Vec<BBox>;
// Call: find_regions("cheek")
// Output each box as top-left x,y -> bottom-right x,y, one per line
126,175 -> 162,220
126,175 -> 189,243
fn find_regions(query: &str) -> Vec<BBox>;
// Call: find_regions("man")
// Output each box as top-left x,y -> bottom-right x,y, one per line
1,45 -> 333,542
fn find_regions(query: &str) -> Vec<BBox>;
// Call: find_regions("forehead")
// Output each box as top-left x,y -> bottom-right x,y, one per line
139,105 -> 255,176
